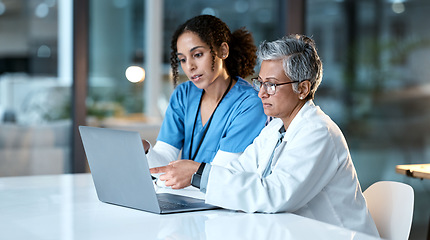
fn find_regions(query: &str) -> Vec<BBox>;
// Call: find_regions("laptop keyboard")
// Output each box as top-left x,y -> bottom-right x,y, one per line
158,200 -> 190,209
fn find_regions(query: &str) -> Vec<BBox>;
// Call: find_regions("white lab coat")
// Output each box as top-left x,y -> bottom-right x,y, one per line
205,101 -> 379,237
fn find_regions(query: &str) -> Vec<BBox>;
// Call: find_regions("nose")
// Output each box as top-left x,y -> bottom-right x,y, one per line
185,59 -> 196,72
258,85 -> 269,99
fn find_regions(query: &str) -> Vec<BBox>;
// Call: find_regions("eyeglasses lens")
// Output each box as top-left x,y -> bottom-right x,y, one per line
252,79 -> 277,95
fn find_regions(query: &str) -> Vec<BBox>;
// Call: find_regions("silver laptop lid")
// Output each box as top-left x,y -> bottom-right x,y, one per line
79,126 -> 161,213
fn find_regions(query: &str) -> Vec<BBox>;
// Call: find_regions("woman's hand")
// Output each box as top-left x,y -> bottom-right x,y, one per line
150,160 -> 200,189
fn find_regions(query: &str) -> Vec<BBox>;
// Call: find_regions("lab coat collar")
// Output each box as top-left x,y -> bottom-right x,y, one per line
283,100 -> 315,142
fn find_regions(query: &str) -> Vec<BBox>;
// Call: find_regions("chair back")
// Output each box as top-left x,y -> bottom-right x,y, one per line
363,181 -> 414,240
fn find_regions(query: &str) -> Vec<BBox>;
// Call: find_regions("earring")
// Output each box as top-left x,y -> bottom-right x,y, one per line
299,96 -> 303,100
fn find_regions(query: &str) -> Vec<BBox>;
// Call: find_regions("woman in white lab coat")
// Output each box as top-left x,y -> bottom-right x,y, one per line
186,34 -> 380,237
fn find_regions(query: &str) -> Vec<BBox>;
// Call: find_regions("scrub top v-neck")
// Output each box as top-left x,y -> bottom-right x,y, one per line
157,77 -> 267,164
189,77 -> 233,160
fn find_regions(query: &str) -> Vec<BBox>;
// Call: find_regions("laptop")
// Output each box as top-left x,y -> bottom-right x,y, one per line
79,126 -> 219,214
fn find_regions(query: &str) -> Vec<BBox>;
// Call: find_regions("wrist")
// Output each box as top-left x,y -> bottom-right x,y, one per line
191,163 -> 206,189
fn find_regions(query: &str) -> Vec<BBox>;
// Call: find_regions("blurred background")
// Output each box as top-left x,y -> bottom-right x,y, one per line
0,0 -> 429,238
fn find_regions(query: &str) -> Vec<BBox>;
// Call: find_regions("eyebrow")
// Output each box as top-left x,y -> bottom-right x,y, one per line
176,46 -> 205,56
259,76 -> 281,82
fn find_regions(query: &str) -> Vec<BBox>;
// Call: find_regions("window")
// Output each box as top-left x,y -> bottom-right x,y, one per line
306,1 -> 430,238
0,0 -> 73,176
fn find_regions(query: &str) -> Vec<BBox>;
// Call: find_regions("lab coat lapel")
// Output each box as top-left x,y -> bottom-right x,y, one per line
257,122 -> 284,177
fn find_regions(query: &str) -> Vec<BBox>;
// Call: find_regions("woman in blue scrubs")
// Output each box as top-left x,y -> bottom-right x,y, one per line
143,15 -> 267,189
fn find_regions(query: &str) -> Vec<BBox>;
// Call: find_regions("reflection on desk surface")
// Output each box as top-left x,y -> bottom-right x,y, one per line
0,174 -> 380,240
157,212 -> 380,240
396,163 -> 430,180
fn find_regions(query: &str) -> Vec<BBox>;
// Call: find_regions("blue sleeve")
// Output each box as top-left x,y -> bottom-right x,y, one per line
157,85 -> 186,149
219,95 -> 266,153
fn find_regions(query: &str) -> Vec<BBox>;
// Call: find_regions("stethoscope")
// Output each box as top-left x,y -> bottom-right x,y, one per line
189,77 -> 233,161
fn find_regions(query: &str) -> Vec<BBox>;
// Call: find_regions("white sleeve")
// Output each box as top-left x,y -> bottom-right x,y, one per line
211,150 -> 242,168
146,141 -> 180,168
205,124 -> 339,213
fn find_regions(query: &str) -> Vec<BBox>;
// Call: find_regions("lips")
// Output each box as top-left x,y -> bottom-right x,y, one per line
191,74 -> 202,81
262,102 -> 272,108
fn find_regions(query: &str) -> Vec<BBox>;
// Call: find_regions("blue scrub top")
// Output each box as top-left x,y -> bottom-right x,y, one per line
157,77 -> 267,163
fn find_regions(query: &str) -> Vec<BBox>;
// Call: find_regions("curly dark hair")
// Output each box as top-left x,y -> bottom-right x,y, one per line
170,15 -> 257,87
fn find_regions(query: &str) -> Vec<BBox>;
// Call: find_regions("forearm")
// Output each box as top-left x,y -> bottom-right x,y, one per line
192,150 -> 241,192
211,150 -> 241,167
205,141 -> 339,213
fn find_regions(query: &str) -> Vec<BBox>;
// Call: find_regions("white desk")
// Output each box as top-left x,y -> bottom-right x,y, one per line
0,174 -> 380,240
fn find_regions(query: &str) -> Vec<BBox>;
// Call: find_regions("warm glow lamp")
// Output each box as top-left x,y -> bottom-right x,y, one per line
125,66 -> 145,83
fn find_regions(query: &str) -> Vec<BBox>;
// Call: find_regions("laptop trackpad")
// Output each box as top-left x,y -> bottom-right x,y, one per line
157,193 -> 206,205
156,193 -> 220,213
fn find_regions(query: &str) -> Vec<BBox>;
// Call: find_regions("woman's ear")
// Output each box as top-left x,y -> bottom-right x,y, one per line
219,42 -> 229,59
298,80 -> 311,100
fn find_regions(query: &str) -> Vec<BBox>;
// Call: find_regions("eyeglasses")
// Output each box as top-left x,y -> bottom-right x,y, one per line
251,78 -> 299,95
